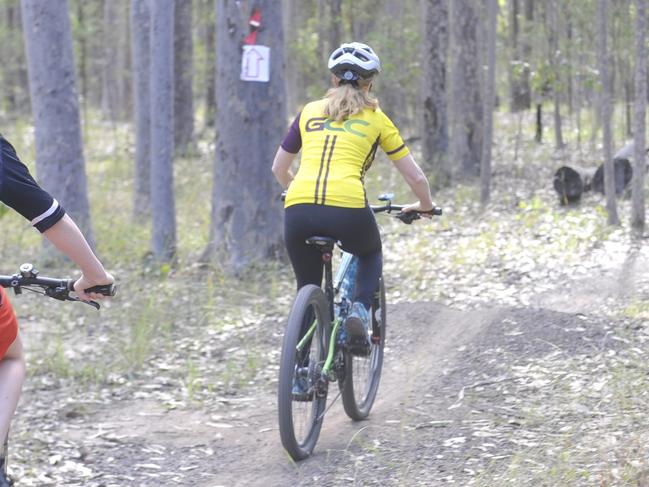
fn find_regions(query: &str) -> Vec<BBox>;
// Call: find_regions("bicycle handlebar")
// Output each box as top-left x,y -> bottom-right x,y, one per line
370,197 -> 443,225
279,191 -> 443,225
0,263 -> 116,310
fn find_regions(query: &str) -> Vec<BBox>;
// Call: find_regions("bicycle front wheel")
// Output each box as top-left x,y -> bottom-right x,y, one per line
278,284 -> 331,461
1,432 -> 7,477
341,276 -> 386,420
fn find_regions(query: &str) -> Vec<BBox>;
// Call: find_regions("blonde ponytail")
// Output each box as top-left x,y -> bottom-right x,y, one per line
323,80 -> 379,122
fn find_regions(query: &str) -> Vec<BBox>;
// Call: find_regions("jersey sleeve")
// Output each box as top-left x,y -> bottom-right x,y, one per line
280,112 -> 302,154
378,109 -> 410,161
0,136 -> 66,233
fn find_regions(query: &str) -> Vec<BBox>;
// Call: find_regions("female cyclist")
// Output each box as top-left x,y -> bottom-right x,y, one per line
0,134 -> 114,487
272,42 -> 435,355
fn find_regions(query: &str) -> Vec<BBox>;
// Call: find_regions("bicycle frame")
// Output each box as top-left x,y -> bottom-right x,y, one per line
295,248 -> 357,380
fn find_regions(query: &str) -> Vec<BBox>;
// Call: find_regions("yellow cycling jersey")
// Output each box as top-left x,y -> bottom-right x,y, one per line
283,99 -> 409,209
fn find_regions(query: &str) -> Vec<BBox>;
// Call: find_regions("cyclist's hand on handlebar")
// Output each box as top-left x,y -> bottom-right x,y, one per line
73,272 -> 115,302
401,201 -> 435,217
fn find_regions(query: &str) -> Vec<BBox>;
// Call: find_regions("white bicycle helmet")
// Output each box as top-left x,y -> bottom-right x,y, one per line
327,42 -> 381,82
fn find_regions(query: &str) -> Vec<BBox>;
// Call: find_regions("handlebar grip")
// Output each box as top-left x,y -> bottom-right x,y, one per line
67,280 -> 117,296
431,207 -> 443,216
85,284 -> 117,296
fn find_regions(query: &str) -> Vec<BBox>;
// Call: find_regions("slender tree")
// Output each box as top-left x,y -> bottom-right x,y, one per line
631,0 -> 646,233
21,0 -> 94,244
205,0 -> 287,272
174,0 -> 195,154
420,0 -> 449,183
449,0 -> 482,179
131,0 -> 151,220
150,0 -> 177,262
597,0 -> 619,225
481,0 -> 498,205
548,0 -> 564,149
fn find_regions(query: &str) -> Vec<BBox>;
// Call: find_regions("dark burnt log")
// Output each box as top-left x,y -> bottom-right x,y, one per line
592,158 -> 633,195
553,165 -> 596,204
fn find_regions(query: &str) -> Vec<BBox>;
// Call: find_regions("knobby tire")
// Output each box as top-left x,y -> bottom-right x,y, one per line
278,285 -> 331,461
341,277 -> 386,420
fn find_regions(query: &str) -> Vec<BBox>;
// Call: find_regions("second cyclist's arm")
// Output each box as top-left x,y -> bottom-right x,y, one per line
393,153 -> 434,211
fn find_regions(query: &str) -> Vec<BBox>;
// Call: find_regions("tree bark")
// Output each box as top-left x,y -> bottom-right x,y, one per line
150,0 -> 177,262
174,0 -> 195,154
131,0 -> 151,220
21,0 -> 95,245
420,0 -> 449,184
99,0 -> 130,121
632,0 -> 646,233
449,0 -> 482,179
597,0 -> 620,225
480,0 -> 498,205
205,0 -> 287,272
548,0 -> 564,149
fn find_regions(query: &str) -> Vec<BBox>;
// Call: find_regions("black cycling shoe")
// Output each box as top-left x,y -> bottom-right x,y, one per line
345,302 -> 372,357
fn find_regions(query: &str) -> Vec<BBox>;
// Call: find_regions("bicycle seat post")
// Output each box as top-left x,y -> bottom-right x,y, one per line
305,236 -> 337,321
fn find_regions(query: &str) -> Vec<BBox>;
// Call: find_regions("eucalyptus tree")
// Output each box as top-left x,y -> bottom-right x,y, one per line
480,0 -> 498,205
631,0 -> 646,233
419,0 -> 449,183
205,0 -> 287,272
174,0 -> 195,154
150,0 -> 177,262
21,0 -> 94,245
449,0 -> 482,179
131,0 -> 151,220
597,0 -> 619,225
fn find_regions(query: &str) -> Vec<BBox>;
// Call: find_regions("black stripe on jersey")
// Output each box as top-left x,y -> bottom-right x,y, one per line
361,136 -> 380,178
314,135 -> 330,204
319,135 -> 337,205
386,143 -> 406,156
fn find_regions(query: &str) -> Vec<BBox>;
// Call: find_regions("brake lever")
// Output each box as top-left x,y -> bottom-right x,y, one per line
66,295 -> 101,310
396,212 -> 420,224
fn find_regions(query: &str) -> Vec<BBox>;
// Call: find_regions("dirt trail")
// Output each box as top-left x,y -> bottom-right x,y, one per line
42,302 -> 497,487
15,247 -> 647,486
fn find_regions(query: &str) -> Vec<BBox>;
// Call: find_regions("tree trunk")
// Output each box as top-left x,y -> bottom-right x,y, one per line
631,0 -> 646,233
480,0 -> 498,205
450,0 -> 482,179
150,0 -> 177,262
2,2 -> 29,119
205,0 -> 287,272
98,0 -> 130,121
420,0 -> 449,184
548,0 -> 564,149
21,0 -> 94,245
378,1 -> 407,128
131,0 -> 151,220
174,0 -> 195,155
597,0 -> 620,225
203,2 -> 216,129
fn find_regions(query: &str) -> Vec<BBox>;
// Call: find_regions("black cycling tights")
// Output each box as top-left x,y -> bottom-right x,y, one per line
284,203 -> 382,309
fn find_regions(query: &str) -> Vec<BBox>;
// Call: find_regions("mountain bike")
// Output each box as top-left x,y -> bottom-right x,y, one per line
0,263 -> 115,481
277,194 -> 442,460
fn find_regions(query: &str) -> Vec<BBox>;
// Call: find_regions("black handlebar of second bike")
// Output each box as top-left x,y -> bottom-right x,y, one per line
0,263 -> 116,310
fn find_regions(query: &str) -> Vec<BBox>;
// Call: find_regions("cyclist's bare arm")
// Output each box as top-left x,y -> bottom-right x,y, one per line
42,214 -> 114,301
272,146 -> 297,189
392,153 -> 435,213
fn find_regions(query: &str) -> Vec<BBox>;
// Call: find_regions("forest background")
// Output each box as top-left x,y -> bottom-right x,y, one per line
2,0 -> 649,485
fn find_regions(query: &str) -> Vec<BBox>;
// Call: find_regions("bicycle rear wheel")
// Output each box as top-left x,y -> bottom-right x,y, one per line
341,276 -> 386,420
1,433 -> 7,477
278,284 -> 331,461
